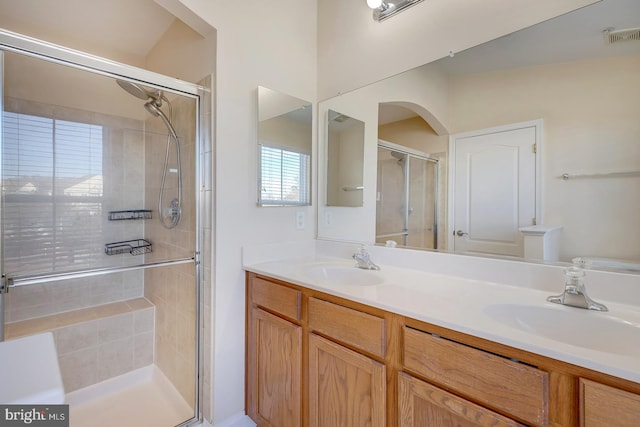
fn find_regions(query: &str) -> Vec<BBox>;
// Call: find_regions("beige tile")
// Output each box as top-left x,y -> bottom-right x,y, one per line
90,291 -> 124,306
176,278 -> 196,316
122,270 -> 143,288
96,337 -> 133,382
90,274 -> 122,296
133,332 -> 154,369
10,303 -> 56,323
5,317 -> 53,339
58,348 -> 98,392
126,297 -> 152,311
176,312 -> 195,361
154,303 -> 167,340
134,307 -> 155,334
122,289 -> 143,300
54,321 -> 98,355
6,283 -> 51,309
98,312 -> 133,343
52,307 -> 98,328
165,307 -> 177,350
155,333 -> 176,382
52,295 -> 93,315
51,279 -> 91,303
92,301 -> 131,318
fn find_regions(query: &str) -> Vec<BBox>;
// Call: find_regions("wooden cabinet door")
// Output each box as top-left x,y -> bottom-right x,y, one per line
580,379 -> 640,427
247,307 -> 302,427
398,372 -> 525,427
309,333 -> 386,427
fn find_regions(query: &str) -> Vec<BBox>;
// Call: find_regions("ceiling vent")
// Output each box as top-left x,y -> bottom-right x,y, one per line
603,27 -> 640,45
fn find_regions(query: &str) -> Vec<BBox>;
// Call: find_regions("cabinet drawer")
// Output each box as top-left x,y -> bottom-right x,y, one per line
251,276 -> 301,322
403,327 -> 548,426
308,297 -> 385,358
398,372 -> 525,427
580,379 -> 640,426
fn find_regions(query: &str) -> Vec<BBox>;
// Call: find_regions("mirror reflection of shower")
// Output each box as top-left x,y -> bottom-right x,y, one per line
376,143 -> 439,250
116,80 -> 182,229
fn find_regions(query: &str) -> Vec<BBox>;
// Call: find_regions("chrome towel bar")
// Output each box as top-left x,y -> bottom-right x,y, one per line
561,170 -> 640,180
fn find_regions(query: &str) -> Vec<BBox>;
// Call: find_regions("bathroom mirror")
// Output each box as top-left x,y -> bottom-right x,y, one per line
317,0 -> 640,272
257,86 -> 312,206
326,110 -> 365,207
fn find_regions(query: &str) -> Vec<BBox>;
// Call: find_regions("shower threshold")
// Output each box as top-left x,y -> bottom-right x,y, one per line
66,364 -> 194,427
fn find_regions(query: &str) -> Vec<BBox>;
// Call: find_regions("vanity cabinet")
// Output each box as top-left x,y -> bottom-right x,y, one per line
580,379 -> 640,426
245,272 -> 640,427
247,277 -> 302,426
307,297 -> 387,426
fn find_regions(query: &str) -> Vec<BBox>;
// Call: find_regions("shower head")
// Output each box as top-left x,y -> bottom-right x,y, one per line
391,151 -> 405,161
116,79 -> 163,103
117,80 -> 152,100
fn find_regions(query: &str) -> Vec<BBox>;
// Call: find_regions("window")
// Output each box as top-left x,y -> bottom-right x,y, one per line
259,144 -> 310,206
2,111 -> 104,274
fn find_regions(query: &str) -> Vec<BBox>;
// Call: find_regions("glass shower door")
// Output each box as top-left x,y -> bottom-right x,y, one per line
1,32 -> 204,427
406,156 -> 438,249
376,147 -> 408,246
376,145 -> 438,250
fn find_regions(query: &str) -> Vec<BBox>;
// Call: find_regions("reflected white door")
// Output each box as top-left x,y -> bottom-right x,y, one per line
451,122 -> 539,257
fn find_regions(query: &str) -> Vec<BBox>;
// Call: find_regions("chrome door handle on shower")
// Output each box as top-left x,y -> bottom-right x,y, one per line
455,230 -> 468,237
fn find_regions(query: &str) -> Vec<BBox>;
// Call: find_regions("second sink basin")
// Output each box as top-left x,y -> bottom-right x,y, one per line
484,303 -> 640,356
304,265 -> 384,286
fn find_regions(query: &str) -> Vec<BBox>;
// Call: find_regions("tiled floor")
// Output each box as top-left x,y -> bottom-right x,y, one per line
66,364 -> 193,427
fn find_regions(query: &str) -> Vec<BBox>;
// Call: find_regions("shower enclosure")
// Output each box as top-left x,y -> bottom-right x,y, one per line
0,30 -> 208,426
376,142 -> 439,249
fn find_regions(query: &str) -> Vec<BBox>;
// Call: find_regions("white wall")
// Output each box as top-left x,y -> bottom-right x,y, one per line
145,18 -> 216,85
173,0 -> 317,424
449,54 -> 640,262
317,0 -> 598,99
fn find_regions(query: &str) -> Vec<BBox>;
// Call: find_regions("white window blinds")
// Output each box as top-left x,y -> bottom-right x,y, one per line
2,111 -> 104,275
260,144 -> 310,206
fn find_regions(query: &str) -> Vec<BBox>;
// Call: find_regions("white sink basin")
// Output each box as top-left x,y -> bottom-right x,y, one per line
484,303 -> 640,355
305,265 -> 384,286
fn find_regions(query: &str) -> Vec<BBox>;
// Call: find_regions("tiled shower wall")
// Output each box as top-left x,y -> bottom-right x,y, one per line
3,97 -> 146,322
2,97 -> 153,392
143,92 -> 198,407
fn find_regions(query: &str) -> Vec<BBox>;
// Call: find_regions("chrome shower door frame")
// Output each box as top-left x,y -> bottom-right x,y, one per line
377,140 -> 439,249
0,29 -> 207,427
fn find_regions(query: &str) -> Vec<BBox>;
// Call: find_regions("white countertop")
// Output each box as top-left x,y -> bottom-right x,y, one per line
244,252 -> 640,384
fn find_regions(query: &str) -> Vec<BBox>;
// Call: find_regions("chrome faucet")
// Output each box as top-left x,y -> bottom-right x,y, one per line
547,264 -> 607,311
353,245 -> 380,270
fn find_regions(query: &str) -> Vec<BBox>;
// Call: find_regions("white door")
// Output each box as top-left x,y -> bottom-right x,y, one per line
450,122 -> 539,257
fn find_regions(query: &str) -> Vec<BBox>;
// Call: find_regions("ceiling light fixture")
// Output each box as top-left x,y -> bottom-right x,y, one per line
367,0 -> 424,22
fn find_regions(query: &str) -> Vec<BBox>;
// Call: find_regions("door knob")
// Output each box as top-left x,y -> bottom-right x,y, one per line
455,230 -> 468,237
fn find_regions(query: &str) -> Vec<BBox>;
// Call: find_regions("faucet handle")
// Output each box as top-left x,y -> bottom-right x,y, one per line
571,257 -> 593,269
357,244 -> 368,252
